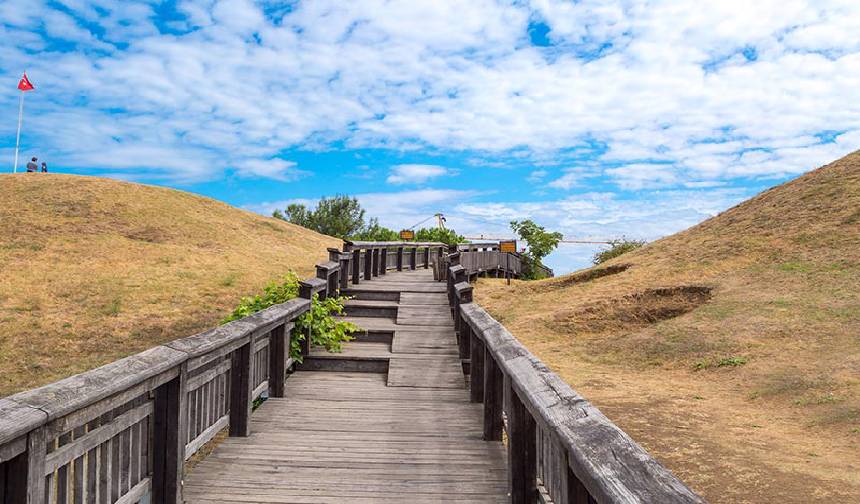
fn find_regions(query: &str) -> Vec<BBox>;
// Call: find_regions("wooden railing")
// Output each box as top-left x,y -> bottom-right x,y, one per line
447,263 -> 704,504
342,240 -> 448,282
0,298 -> 308,504
0,240 -> 447,504
457,244 -> 554,279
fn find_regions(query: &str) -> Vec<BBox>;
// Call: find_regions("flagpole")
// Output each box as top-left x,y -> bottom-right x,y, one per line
13,91 -> 24,173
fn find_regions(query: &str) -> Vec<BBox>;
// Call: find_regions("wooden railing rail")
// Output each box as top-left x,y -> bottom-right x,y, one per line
0,297 -> 310,504
0,239 -> 459,504
342,240 -> 448,281
448,267 -> 704,504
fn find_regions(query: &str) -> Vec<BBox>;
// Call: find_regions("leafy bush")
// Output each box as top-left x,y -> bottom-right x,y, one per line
415,227 -> 464,245
222,272 -> 358,362
292,294 -> 358,361
520,256 -> 553,280
510,219 -> 562,280
592,238 -> 646,265
350,218 -> 400,241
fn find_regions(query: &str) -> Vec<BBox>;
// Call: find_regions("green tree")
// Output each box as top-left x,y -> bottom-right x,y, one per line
272,195 -> 465,244
415,227 -> 464,246
273,195 -> 366,239
510,219 -> 562,280
352,218 -> 400,241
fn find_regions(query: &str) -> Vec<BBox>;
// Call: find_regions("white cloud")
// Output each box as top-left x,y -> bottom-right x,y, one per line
0,0 -> 857,187
234,158 -> 308,181
527,169 -> 547,183
386,164 -> 452,185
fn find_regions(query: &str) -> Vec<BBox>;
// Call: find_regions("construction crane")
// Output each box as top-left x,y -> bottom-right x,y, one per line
463,235 -> 613,245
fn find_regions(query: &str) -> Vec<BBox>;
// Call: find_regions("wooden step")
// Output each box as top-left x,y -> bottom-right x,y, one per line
343,299 -> 398,319
342,289 -> 400,302
296,343 -> 390,373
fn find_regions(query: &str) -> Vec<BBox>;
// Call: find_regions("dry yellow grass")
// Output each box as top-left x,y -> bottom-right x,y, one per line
0,174 -> 339,397
476,151 -> 860,503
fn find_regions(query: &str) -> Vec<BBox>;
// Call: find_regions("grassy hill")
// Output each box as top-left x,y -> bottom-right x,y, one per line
0,174 -> 339,396
476,151 -> 860,503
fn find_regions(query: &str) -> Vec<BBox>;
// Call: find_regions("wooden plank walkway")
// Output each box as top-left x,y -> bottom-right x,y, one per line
184,269 -> 510,503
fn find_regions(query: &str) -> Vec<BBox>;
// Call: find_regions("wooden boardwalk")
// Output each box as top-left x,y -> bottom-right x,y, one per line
183,269 -> 510,503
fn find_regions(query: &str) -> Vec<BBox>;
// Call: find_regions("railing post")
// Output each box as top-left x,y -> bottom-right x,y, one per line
363,248 -> 373,281
152,362 -> 188,503
410,247 -> 417,270
397,246 -> 404,271
371,248 -> 380,277
6,426 -> 48,503
268,322 -> 292,398
454,283 -> 473,360
315,263 -> 333,300
469,330 -> 484,403
338,252 -> 350,291
424,246 -> 430,268
379,248 -> 387,275
353,248 -> 361,284
508,386 -> 537,504
229,338 -> 253,437
483,352 -> 503,441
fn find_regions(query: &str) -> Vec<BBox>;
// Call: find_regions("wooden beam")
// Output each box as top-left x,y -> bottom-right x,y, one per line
364,249 -> 373,280
268,323 -> 291,398
352,249 -> 361,284
509,386 -> 537,504
469,331 -> 484,403
483,351 -> 503,441
228,341 -> 252,437
396,246 -> 404,271
152,367 -> 186,504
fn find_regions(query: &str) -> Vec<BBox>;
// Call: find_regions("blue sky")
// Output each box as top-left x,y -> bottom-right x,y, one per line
2,0 -> 859,273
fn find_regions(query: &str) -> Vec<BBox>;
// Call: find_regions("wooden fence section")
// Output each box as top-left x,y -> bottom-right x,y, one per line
447,266 -> 704,504
0,299 -> 308,504
0,240 -> 447,504
457,243 -> 553,279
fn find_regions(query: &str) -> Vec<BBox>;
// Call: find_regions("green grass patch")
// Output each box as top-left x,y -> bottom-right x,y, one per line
777,261 -> 810,273
220,272 -> 239,287
694,355 -> 748,370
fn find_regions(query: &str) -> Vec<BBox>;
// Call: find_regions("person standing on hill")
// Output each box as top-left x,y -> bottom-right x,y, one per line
25,157 -> 38,173
41,162 -> 47,173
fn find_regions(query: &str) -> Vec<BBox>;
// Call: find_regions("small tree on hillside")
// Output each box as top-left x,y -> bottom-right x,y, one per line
415,227 -> 464,246
273,195 -> 366,239
351,218 -> 400,241
510,219 -> 562,280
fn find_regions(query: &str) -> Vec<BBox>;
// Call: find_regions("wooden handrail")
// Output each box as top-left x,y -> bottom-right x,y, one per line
343,240 -> 446,248
449,266 -> 704,504
0,293 -> 311,503
0,240 -> 454,504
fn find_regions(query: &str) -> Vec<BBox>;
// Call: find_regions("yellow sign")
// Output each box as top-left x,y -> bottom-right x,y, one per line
499,240 -> 517,253
399,230 -> 415,240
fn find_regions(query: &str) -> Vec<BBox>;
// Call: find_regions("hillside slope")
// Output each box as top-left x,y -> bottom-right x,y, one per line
0,174 -> 339,396
476,151 -> 860,503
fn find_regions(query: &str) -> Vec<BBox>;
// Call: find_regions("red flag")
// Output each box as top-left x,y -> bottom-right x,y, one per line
17,72 -> 34,92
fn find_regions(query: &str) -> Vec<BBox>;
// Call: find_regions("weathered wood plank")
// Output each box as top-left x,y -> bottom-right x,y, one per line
460,302 -> 704,503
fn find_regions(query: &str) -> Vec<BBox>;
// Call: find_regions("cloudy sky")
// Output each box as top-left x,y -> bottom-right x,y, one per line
2,0 -> 859,273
